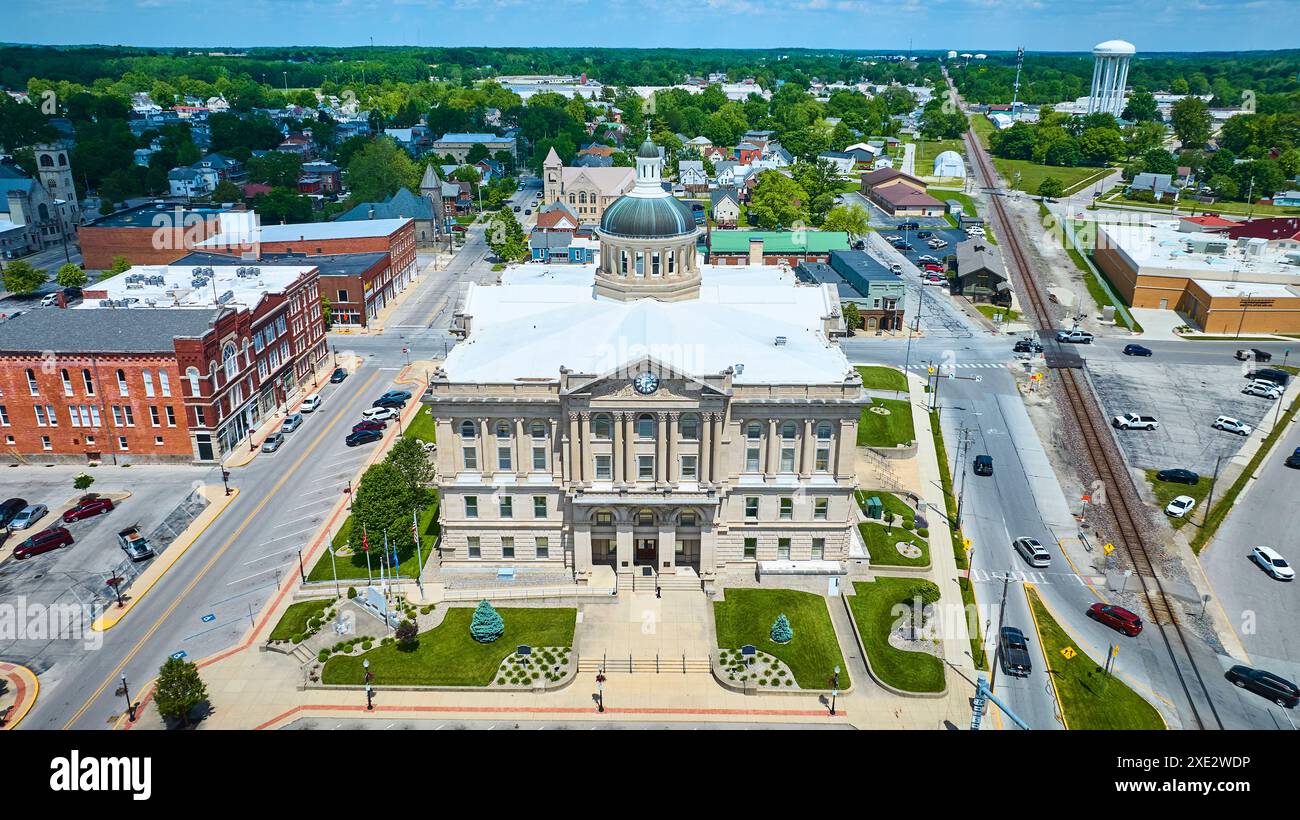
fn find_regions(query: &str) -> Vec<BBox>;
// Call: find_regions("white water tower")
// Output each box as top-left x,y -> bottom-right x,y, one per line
1087,39 -> 1136,117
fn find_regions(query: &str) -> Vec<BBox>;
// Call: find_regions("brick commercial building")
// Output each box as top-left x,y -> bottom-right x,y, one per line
706,230 -> 851,266
193,217 -> 418,299
0,262 -> 327,464
795,250 -> 907,332
176,250 -> 392,329
79,202 -> 241,269
859,168 -> 945,217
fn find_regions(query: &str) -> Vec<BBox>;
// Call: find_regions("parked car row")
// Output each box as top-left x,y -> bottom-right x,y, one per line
346,389 -> 412,446
5,493 -> 120,562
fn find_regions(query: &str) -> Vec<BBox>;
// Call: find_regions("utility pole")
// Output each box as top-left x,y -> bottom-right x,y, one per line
954,425 -> 976,529
1202,454 -> 1224,524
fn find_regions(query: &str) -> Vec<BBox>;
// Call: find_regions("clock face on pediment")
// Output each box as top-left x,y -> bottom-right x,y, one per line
633,371 -> 660,395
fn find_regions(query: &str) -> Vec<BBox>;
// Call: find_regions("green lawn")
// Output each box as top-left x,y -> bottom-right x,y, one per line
930,409 -> 986,670
858,522 -> 930,567
857,398 -> 916,447
713,588 -> 849,690
970,114 -> 995,149
322,607 -> 577,686
1025,587 -> 1164,730
404,406 -> 437,444
855,365 -> 908,392
847,579 -> 946,693
1144,470 -> 1212,531
307,493 -> 440,582
912,138 -> 965,177
975,304 -> 1019,324
993,158 -> 1112,197
855,489 -> 916,526
269,599 -> 334,642
1100,193 -> 1300,219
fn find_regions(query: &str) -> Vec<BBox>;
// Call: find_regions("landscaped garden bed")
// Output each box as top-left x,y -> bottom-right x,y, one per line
716,648 -> 798,689
713,589 -> 849,690
494,646 -> 573,687
268,598 -> 337,644
847,578 -> 946,694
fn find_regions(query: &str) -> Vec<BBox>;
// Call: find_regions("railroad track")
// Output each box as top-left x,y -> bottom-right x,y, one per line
959,100 -> 1224,730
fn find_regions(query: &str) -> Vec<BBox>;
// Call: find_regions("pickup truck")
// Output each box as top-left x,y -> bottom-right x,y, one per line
1055,328 -> 1094,344
999,627 -> 1032,677
1112,413 -> 1159,430
117,525 -> 155,561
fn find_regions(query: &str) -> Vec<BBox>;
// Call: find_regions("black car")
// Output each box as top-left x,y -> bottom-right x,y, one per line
1013,338 -> 1043,354
345,429 -> 383,447
973,455 -> 994,476
1225,664 -> 1299,708
1249,368 -> 1291,387
999,627 -> 1032,677
897,221 -> 920,231
1155,468 -> 1200,485
1286,447 -> 1300,469
917,230 -> 932,239
373,396 -> 406,409
330,367 -> 348,383
379,389 -> 413,402
0,497 -> 28,528
1122,344 -> 1153,357
892,241 -> 914,251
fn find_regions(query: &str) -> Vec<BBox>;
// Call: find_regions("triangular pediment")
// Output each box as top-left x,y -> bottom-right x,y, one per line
565,355 -> 728,400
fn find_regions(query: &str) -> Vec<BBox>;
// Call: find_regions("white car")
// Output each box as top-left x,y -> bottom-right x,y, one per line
1165,495 -> 1196,518
1012,536 -> 1051,568
1242,381 -> 1282,399
1212,415 -> 1252,436
362,406 -> 398,422
1251,546 -> 1295,581
301,394 -> 322,413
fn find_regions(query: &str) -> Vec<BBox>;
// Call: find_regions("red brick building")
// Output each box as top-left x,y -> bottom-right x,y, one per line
78,202 -> 243,270
0,262 -> 328,464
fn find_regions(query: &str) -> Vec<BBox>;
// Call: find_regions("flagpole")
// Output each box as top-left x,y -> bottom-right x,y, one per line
363,523 -> 372,587
329,544 -> 340,597
413,507 -> 425,600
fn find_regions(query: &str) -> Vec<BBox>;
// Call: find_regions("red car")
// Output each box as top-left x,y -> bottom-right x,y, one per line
922,263 -> 945,273
62,496 -> 115,522
352,419 -> 387,433
1087,603 -> 1143,637
13,526 -> 74,559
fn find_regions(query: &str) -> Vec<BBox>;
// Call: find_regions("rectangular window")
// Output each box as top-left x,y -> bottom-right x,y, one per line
35,405 -> 48,427
123,406 -> 135,427
111,406 -> 123,426
467,537 -> 481,559
780,446 -> 796,472
463,446 -> 477,470
465,496 -> 478,518
745,497 -> 759,520
68,406 -> 80,427
150,406 -> 161,427
0,405 -> 8,426
165,406 -> 177,427
45,405 -> 57,427
680,455 -> 698,480
195,407 -> 205,426
337,289 -> 348,303
777,538 -> 791,560
814,498 -> 829,520
595,455 -> 612,480
118,436 -> 129,451
780,497 -> 793,520
143,371 -> 155,397
532,446 -> 546,471
595,511 -> 614,526
815,446 -> 831,472
499,497 -> 513,518
154,436 -> 165,446
501,537 -> 515,559
27,369 -> 39,395
811,538 -> 825,560
745,446 -> 760,472
638,455 -> 654,480
536,537 -> 549,559
41,435 -> 52,451
743,537 -> 757,558
497,445 -> 512,471
533,496 -> 546,518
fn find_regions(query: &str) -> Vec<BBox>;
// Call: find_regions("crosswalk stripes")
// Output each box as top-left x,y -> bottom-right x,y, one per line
903,362 -> 1007,370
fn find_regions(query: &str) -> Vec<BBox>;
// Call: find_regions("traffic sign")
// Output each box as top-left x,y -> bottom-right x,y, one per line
1060,647 -> 1077,660
1103,543 -> 1115,555
962,537 -> 972,549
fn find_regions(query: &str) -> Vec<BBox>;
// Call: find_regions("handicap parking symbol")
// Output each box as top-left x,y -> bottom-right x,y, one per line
171,650 -> 187,660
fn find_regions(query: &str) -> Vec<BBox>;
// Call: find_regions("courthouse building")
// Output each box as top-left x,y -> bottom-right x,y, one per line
424,139 -> 866,587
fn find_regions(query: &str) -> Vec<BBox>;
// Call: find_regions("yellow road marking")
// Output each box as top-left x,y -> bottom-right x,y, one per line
61,368 -> 385,729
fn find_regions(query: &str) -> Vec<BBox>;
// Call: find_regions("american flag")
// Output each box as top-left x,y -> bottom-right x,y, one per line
412,509 -> 419,550
361,523 -> 370,553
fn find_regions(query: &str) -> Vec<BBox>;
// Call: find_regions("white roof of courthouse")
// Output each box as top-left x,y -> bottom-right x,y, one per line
445,264 -> 851,385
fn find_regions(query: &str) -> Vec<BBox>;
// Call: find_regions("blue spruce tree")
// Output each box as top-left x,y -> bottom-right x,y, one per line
470,600 -> 505,643
770,613 -> 793,644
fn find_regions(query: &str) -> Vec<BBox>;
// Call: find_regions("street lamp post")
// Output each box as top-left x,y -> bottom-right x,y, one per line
120,675 -> 136,722
364,659 -> 374,710
596,668 -> 606,713
297,548 -> 306,584
830,687 -> 838,716
221,469 -> 231,496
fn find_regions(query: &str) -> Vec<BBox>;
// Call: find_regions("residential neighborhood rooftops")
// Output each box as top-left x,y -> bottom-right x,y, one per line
434,132 -> 514,143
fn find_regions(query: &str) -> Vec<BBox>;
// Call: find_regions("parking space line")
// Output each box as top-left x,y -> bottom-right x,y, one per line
261,527 -> 314,544
243,546 -> 301,566
226,564 -> 293,586
274,514 -> 319,529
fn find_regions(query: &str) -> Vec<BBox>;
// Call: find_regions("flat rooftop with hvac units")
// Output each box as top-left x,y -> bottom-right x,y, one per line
1093,217 -> 1300,334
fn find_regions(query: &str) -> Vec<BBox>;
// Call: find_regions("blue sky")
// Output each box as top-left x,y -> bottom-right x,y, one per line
3,0 -> 1298,52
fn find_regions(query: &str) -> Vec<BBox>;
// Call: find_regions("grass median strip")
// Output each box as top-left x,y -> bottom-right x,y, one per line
1024,586 -> 1164,730
847,578 -> 946,693
930,408 -> 986,669
714,588 -> 849,689
322,607 -> 576,686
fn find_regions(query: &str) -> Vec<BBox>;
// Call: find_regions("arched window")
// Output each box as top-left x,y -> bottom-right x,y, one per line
635,509 -> 655,527
679,414 -> 699,440
159,370 -> 170,397
58,154 -> 67,167
39,154 -> 53,168
116,369 -> 129,395
82,368 -> 95,395
592,414 -> 612,439
142,369 -> 154,397
222,343 -> 238,381
460,420 -> 477,439
636,413 -> 656,439
746,422 -> 763,440
530,421 -> 546,439
186,367 -> 201,397
817,422 -> 833,440
60,368 -> 72,396
781,421 -> 797,439
495,422 -> 510,440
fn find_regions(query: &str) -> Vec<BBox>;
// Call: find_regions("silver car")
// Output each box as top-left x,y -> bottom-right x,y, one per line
1013,536 -> 1051,568
8,504 -> 48,530
282,412 -> 303,433
262,433 -> 286,453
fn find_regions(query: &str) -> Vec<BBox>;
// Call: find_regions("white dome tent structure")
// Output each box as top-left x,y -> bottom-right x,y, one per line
932,150 -> 966,179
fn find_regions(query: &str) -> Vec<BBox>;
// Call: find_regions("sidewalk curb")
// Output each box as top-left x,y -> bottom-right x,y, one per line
0,662 -> 39,729
839,589 -> 948,699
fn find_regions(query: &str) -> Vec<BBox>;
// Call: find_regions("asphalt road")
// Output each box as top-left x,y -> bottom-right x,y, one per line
281,717 -> 853,730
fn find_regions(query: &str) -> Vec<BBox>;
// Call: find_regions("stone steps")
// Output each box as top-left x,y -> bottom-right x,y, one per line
577,656 -> 712,674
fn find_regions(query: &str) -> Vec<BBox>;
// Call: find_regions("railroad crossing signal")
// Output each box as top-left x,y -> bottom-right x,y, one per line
1060,647 -> 1077,660
1103,543 -> 1116,555
927,366 -> 936,375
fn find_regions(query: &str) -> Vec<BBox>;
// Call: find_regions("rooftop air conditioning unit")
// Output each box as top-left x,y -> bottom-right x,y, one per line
774,336 -> 787,346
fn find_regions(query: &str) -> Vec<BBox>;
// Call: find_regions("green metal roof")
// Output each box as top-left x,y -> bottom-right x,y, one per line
599,194 -> 697,238
708,230 -> 851,254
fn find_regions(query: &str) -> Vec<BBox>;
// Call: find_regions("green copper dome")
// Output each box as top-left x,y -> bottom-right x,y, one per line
637,138 -> 660,159
599,194 -> 697,238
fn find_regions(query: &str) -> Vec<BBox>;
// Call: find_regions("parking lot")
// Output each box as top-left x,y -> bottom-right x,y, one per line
1087,359 -> 1276,475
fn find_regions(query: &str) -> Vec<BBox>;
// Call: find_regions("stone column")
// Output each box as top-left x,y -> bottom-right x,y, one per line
656,412 -> 668,485
615,521 -> 633,571
625,414 -> 637,482
658,521 -> 676,574
800,418 -> 814,479
574,522 -> 592,579
837,418 -> 855,480
579,411 -> 592,484
699,411 -> 713,485
765,418 -> 778,478
566,412 -> 580,485
612,411 -> 624,484
515,418 -> 527,479
550,417 -> 562,481
436,418 -> 454,476
667,412 -> 679,484
480,417 -> 494,480
701,520 -> 717,575
710,413 -> 723,484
